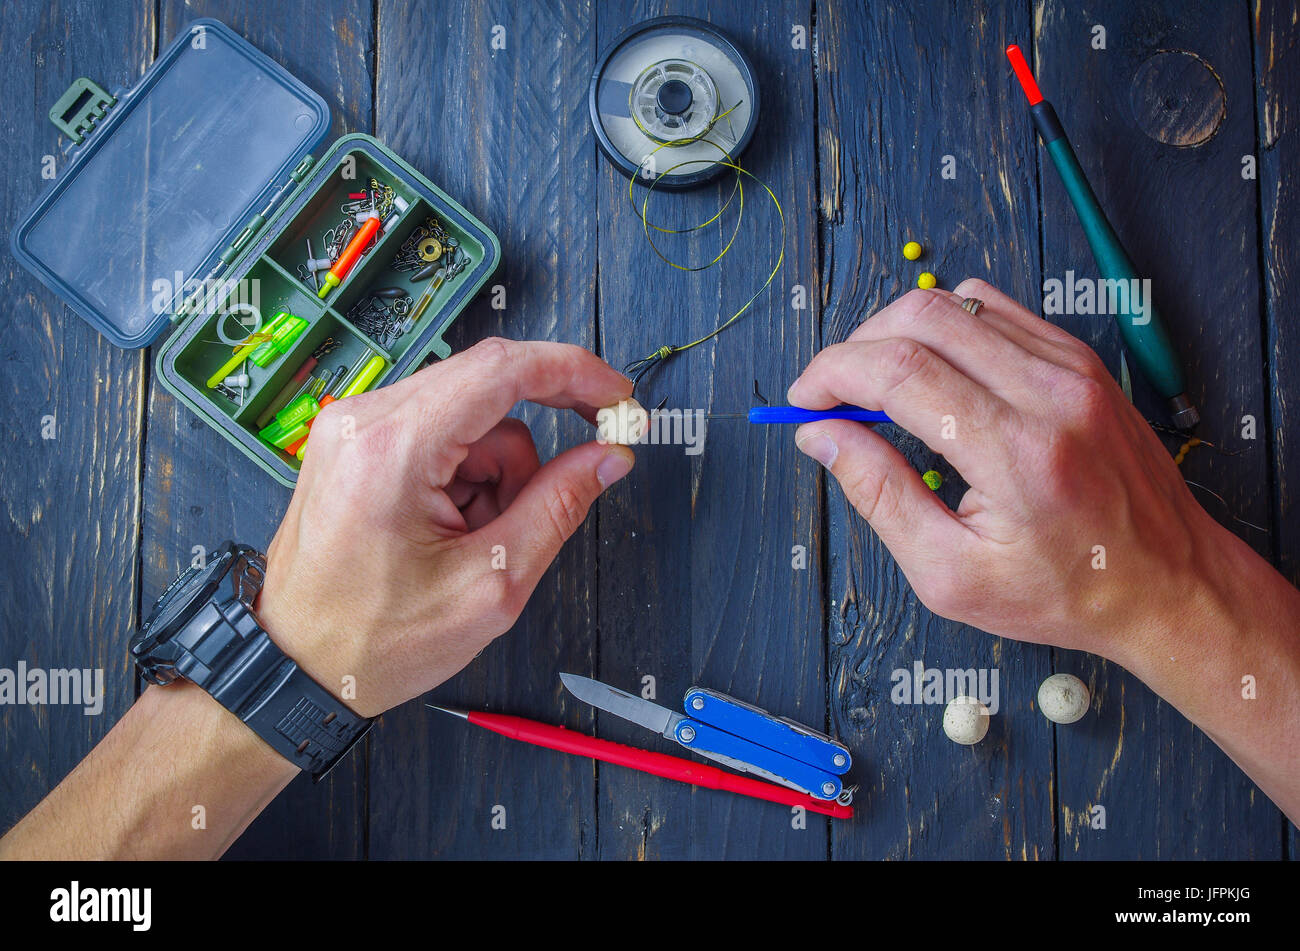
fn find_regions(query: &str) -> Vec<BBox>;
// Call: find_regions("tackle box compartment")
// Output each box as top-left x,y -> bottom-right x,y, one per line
11,18 -> 500,486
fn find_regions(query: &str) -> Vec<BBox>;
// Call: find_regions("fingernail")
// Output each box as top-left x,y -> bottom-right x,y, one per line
786,376 -> 804,404
796,430 -> 838,468
596,448 -> 634,488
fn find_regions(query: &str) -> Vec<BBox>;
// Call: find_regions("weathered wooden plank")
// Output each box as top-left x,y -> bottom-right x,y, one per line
0,0 -> 152,839
6,0 -> 1284,864
1254,0 -> 1300,856
1037,0 -> 1282,858
593,0 -> 827,859
363,0 -> 602,860
817,0 -> 1055,859
142,0 -> 374,860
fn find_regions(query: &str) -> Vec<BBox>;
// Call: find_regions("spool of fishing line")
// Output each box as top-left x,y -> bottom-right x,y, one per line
590,16 -> 760,189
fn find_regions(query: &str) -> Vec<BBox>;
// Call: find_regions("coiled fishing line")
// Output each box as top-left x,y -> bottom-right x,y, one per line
621,145 -> 786,387
589,16 -> 783,388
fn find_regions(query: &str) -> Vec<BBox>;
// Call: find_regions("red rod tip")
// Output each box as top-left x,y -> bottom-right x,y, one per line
1005,44 -> 1044,106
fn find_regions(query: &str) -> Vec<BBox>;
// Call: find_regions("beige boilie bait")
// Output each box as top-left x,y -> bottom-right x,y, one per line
942,695 -> 991,745
1037,673 -> 1091,724
596,398 -> 649,446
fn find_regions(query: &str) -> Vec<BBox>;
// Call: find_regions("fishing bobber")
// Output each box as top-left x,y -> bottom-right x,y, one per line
596,398 -> 649,445
1037,673 -> 1090,724
942,695 -> 991,745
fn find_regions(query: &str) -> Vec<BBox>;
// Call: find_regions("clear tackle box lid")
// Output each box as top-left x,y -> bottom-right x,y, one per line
10,18 -> 330,348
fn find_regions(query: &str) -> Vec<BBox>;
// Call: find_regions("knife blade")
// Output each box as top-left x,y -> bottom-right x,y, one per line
559,672 -> 684,739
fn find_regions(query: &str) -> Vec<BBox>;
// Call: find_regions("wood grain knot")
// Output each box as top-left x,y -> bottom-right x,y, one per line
1129,50 -> 1226,147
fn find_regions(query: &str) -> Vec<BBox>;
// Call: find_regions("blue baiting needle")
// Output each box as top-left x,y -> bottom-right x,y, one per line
709,406 -> 893,424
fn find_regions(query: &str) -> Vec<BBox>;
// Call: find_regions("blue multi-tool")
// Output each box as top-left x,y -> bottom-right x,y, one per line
560,673 -> 855,803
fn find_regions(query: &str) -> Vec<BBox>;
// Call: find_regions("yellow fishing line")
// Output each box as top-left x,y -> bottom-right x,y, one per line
630,99 -> 741,147
630,165 -> 744,249
621,112 -> 786,387
633,142 -> 746,272
625,102 -> 746,252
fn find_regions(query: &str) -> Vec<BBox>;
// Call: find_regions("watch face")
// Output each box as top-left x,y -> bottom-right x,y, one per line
131,542 -> 267,687
152,563 -> 216,630
137,547 -> 232,651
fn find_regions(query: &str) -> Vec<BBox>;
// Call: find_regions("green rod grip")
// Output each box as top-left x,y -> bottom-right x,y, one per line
1044,137 -> 1186,399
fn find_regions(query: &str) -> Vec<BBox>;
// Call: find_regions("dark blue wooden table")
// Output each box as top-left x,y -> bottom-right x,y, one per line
2,0 -> 1297,859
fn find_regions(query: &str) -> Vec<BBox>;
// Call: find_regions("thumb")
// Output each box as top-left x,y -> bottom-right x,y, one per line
478,441 -> 634,592
795,420 -> 967,569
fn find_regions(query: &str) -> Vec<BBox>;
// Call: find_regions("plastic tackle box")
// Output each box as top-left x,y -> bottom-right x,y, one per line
12,18 -> 500,485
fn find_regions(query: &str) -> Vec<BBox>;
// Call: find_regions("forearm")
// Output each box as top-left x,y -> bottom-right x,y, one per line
0,683 -> 299,859
1116,521 -> 1300,826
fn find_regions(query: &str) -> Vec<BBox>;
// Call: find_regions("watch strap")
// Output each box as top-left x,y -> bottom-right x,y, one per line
209,630 -> 371,779
135,544 -> 372,780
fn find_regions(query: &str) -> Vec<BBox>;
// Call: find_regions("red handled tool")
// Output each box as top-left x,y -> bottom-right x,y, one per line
427,704 -> 855,819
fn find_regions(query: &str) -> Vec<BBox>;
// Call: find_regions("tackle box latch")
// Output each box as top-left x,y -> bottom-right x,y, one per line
49,78 -> 116,145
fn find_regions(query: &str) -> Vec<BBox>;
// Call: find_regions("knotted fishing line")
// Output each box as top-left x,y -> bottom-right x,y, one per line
588,16 -> 783,391
620,141 -> 786,388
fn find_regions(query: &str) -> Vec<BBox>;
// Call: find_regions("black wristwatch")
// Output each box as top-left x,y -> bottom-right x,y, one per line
131,542 -> 371,780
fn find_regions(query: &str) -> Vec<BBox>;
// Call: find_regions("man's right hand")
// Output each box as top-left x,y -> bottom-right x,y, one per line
789,279 -> 1300,823
789,280 -> 1229,665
